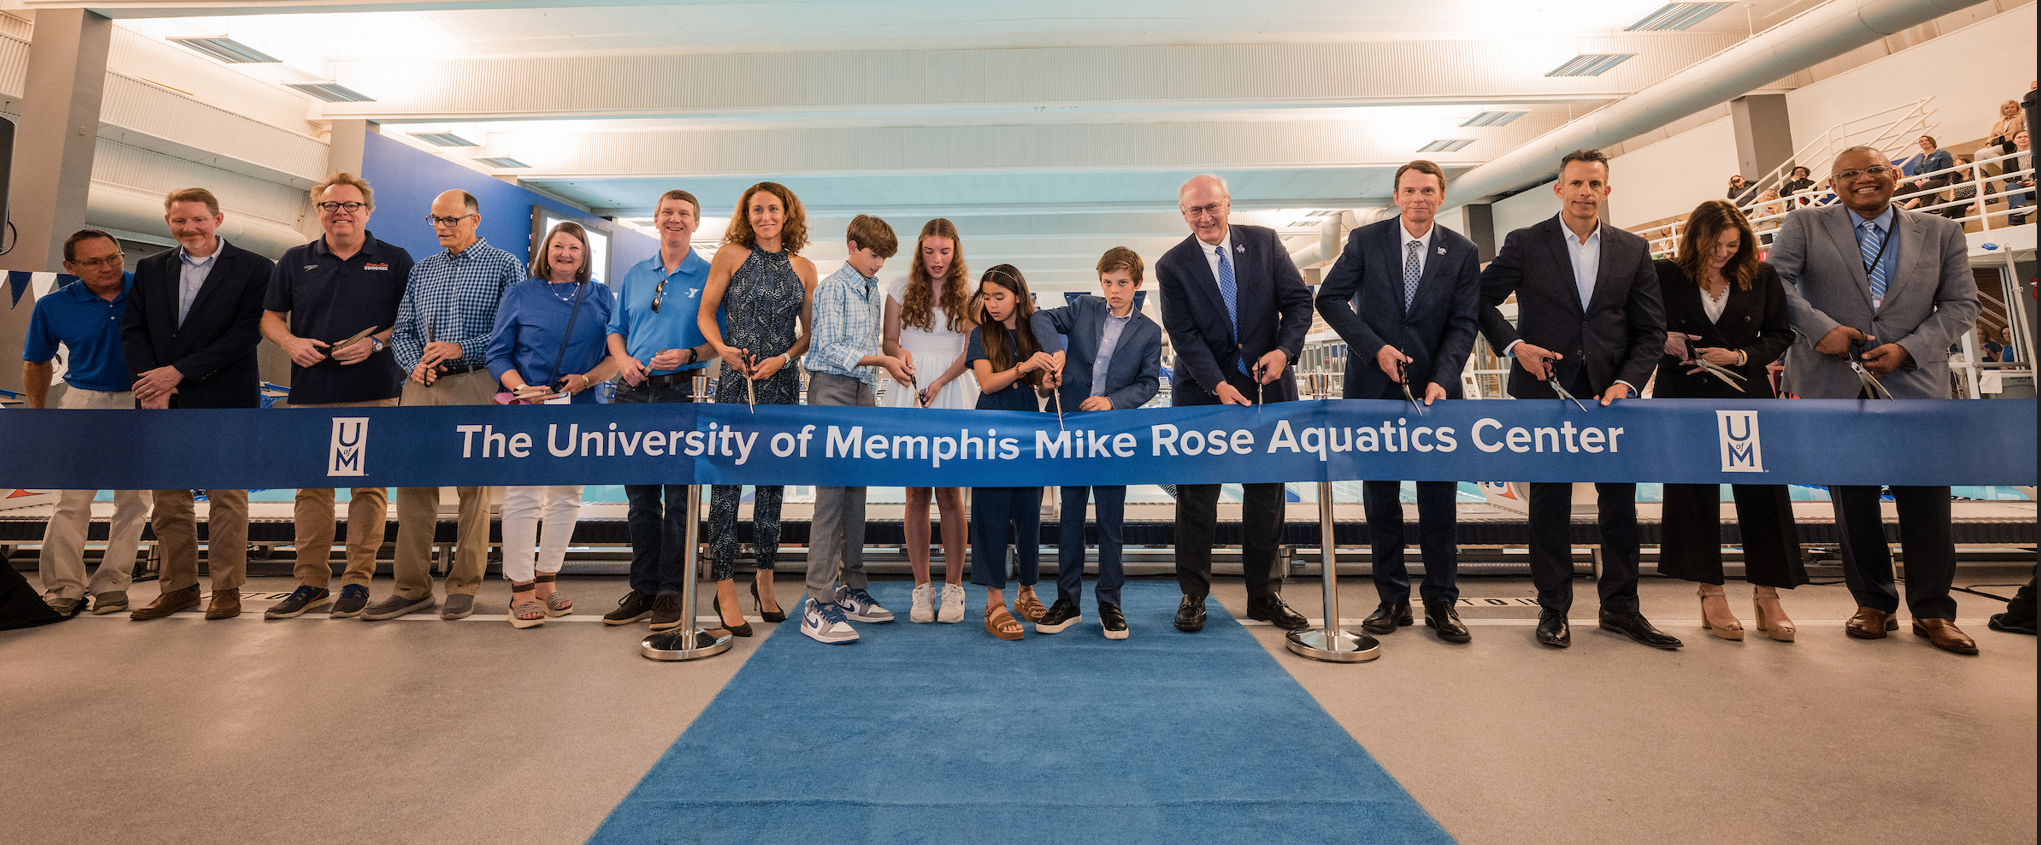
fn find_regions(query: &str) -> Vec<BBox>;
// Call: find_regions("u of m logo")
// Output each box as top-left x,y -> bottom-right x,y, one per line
1716,410 -> 1763,473
329,417 -> 369,477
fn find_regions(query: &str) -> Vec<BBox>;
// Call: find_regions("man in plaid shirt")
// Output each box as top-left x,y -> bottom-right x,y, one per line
362,189 -> 523,622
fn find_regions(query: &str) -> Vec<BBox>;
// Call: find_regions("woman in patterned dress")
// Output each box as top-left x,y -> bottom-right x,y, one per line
698,182 -> 817,635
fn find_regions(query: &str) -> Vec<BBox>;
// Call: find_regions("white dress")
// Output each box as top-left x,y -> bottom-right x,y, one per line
881,276 -> 979,410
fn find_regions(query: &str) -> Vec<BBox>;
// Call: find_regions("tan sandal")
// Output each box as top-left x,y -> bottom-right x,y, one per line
508,581 -> 545,629
985,603 -> 1024,641
1753,588 -> 1796,642
535,573 -> 573,617
1014,589 -> 1046,623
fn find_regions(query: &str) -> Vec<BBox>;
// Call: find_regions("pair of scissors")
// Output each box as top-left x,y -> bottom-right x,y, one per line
1687,352 -> 1748,392
322,325 -> 380,361
1544,361 -> 1589,412
1395,359 -> 1425,416
1846,337 -> 1894,399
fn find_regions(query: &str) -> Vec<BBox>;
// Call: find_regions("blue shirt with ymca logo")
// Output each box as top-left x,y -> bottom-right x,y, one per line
264,232 -> 413,405
22,273 -> 135,393
606,249 -> 721,377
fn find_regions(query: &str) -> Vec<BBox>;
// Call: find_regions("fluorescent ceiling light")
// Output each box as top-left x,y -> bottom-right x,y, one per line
1461,111 -> 1526,127
409,131 -> 477,147
285,81 -> 375,103
167,35 -> 281,64
1626,2 -> 1732,31
1417,139 -> 1475,153
474,157 -> 530,168
1546,54 -> 1634,77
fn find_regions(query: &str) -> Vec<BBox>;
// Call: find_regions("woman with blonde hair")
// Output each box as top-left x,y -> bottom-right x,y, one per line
882,218 -> 979,624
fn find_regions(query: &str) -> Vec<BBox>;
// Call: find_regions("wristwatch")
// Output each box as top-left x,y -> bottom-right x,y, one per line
369,336 -> 386,353
684,348 -> 697,365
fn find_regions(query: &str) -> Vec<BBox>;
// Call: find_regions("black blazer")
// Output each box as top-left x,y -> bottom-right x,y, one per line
1477,215 -> 1665,399
1314,218 -> 1481,401
1652,259 -> 1795,399
122,240 -> 275,409
1155,224 -> 1312,406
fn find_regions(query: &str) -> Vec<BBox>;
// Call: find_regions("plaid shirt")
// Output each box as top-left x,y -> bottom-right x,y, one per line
808,261 -> 883,384
391,237 -> 523,372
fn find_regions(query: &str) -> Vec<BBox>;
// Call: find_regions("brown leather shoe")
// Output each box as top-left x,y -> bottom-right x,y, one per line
131,585 -> 201,620
1912,618 -> 1978,654
205,588 -> 242,620
1844,607 -> 1898,639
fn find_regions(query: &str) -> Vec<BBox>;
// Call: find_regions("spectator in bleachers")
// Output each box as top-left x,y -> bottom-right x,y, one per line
1897,135 -> 1954,211
1725,174 -> 1759,207
1985,99 -> 2025,158
1932,159 -> 1980,221
1781,165 -> 1819,208
2005,130 -> 2032,225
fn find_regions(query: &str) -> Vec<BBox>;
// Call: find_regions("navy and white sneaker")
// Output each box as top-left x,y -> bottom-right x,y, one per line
837,586 -> 895,624
801,598 -> 859,644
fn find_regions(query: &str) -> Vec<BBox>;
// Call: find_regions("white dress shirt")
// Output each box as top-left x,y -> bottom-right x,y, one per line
1197,230 -> 1237,289
1401,220 -> 1434,280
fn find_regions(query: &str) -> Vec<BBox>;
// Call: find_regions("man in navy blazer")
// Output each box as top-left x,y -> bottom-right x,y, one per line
1155,174 -> 1313,633
1031,247 -> 1162,639
1476,149 -> 1681,651
1315,160 -> 1480,644
121,187 -> 274,621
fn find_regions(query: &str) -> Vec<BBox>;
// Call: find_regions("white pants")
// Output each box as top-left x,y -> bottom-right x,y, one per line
501,485 -> 582,583
38,388 -> 150,600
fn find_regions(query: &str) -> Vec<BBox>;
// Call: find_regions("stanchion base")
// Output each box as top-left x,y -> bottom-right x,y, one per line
640,627 -> 735,661
1285,628 -> 1382,663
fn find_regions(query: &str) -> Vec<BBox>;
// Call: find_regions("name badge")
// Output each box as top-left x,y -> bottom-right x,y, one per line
364,263 -> 390,271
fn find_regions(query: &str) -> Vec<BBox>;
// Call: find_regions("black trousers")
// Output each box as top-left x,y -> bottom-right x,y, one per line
1527,482 -> 1640,614
1831,485 -> 1957,620
1175,482 -> 1285,600
1362,479 -> 1459,606
1657,484 -> 1808,589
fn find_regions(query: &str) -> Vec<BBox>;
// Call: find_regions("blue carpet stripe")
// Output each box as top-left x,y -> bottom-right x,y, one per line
588,581 -> 1455,845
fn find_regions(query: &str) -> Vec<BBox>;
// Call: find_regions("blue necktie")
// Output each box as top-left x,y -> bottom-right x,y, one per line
1857,220 -> 1888,309
1216,245 -> 1245,374
1403,240 -> 1421,310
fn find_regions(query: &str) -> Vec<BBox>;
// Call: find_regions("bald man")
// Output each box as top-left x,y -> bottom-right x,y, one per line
353,189 -> 523,622
1156,174 -> 1314,633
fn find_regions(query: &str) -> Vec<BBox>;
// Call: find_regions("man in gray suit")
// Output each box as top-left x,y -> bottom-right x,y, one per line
1771,144 -> 1981,654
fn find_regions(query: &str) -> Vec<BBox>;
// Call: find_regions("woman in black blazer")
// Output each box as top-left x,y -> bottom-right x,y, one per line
1654,200 -> 1807,643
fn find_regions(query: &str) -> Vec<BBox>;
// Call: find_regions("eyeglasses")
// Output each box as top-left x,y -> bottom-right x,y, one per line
317,201 -> 368,213
427,213 -> 476,228
651,277 -> 667,313
1834,165 -> 1897,181
72,254 -> 125,269
1180,203 -> 1225,219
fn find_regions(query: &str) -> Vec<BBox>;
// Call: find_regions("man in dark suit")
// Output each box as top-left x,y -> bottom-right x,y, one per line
1031,246 -> 1163,639
1477,149 -> 1681,650
1315,160 -> 1481,644
123,187 -> 274,621
1772,145 -> 1981,654
1156,174 -> 1313,633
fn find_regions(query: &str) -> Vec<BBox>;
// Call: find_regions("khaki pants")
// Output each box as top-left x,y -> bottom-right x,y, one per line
393,369 -> 499,599
37,389 -> 149,600
153,489 -> 249,593
286,397 -> 398,590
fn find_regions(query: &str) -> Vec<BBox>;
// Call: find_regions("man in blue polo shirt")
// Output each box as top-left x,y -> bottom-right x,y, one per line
260,172 -> 413,620
601,188 -> 718,630
21,231 -> 150,619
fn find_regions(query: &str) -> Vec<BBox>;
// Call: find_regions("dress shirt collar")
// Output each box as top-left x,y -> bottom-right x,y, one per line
1401,220 -> 1434,252
1556,214 -> 1602,246
1850,204 -> 1896,234
178,238 -> 224,266
442,236 -> 488,260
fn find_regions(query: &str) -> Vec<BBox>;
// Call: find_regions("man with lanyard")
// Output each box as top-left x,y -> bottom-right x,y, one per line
354,189 -> 523,622
603,189 -> 718,630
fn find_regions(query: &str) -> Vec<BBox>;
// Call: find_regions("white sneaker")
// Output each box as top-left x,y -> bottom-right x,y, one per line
800,597 -> 859,644
910,582 -> 936,623
937,583 -> 966,624
837,586 -> 895,623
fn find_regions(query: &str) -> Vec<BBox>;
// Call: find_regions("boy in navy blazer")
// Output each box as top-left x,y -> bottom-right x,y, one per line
1314,160 -> 1480,644
1030,247 -> 1161,640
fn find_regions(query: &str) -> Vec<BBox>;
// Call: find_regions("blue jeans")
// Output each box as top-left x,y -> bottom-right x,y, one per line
615,380 -> 693,595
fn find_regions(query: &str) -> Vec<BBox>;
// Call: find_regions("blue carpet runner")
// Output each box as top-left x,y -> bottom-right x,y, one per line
588,581 -> 1455,844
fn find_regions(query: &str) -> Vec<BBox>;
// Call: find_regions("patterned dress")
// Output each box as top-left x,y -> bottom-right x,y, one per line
710,245 -> 804,579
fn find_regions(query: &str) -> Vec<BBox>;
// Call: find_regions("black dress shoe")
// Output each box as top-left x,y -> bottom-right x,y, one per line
1988,612 -> 2037,635
1361,601 -> 1413,635
1247,594 -> 1310,631
1174,595 -> 1207,633
1599,611 -> 1682,649
1424,603 -> 1471,643
1536,608 -> 1570,648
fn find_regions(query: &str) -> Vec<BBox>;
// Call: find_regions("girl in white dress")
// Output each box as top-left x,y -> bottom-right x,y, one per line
882,218 -> 978,624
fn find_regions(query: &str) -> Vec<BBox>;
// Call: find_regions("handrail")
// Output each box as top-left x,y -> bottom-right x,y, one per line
1740,98 -> 1936,203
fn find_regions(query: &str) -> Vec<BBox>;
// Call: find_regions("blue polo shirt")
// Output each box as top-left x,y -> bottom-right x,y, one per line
606,250 -> 720,377
265,232 -> 413,405
22,273 -> 135,393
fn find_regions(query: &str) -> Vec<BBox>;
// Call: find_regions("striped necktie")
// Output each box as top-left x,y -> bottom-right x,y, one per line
1216,245 -> 1246,374
1403,239 -> 1421,309
1857,220 -> 1888,309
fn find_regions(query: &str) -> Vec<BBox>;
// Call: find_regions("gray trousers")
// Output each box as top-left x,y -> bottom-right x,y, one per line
805,371 -> 873,603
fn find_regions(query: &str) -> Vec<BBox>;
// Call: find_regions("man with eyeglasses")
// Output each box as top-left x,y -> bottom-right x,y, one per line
601,188 -> 718,629
350,189 -> 524,622
1773,145 -> 1982,655
21,231 -> 148,619
260,173 -> 414,620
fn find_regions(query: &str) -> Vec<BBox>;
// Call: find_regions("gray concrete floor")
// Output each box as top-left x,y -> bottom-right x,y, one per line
2,567 -> 2034,845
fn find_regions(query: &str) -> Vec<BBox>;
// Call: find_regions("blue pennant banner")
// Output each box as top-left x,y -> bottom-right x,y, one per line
0,399 -> 2031,489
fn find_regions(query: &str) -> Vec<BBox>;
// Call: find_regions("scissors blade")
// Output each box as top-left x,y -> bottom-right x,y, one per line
1693,360 -> 1746,392
1549,378 -> 1589,412
744,354 -> 757,413
1396,360 -> 1425,416
1052,388 -> 1065,432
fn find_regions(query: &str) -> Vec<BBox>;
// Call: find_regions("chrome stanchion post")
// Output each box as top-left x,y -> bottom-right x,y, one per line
642,373 -> 735,661
1285,372 -> 1381,663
